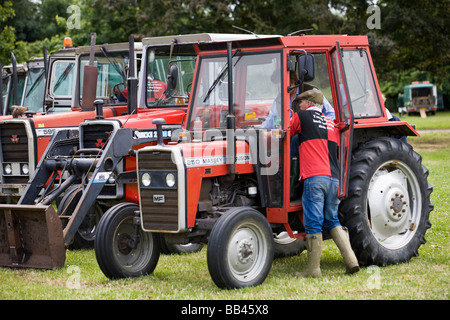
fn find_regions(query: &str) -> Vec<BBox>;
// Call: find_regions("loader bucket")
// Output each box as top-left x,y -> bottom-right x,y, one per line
0,204 -> 66,270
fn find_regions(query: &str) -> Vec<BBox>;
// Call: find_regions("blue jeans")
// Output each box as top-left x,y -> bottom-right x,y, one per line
302,175 -> 341,234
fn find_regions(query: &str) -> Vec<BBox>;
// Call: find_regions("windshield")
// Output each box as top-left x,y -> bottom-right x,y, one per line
79,50 -> 129,106
189,51 -> 282,131
51,60 -> 75,97
1,72 -> 25,114
22,67 -> 45,112
145,45 -> 196,108
1,74 -> 10,108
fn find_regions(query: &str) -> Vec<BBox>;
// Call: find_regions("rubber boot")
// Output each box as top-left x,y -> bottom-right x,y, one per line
330,226 -> 360,274
295,233 -> 322,278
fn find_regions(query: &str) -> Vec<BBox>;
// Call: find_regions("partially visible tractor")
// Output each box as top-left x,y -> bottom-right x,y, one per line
0,40 -> 140,202
89,35 -> 432,289
0,33 -> 266,268
1,45 -> 77,119
1,54 -> 27,116
19,57 -> 46,114
403,81 -> 438,115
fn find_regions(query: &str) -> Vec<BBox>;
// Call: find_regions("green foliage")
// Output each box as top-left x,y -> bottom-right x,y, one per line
0,1 -> 15,66
14,34 -> 66,63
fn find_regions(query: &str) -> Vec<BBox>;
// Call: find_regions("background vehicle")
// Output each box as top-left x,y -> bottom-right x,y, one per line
94,35 -> 432,289
1,56 -> 26,116
403,81 -> 438,115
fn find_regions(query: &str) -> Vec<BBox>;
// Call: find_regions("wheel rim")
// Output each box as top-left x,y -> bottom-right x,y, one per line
112,216 -> 154,272
227,223 -> 269,283
274,231 -> 297,245
367,160 -> 422,250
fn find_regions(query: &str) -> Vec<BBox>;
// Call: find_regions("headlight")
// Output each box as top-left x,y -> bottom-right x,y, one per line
107,173 -> 115,184
142,172 -> 151,186
166,173 -> 176,187
4,164 -> 12,175
21,163 -> 29,175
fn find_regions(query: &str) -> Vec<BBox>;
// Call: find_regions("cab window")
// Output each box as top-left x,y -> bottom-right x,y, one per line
342,49 -> 382,118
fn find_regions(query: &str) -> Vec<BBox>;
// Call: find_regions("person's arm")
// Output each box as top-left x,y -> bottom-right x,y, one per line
322,96 -> 335,120
290,112 -> 301,136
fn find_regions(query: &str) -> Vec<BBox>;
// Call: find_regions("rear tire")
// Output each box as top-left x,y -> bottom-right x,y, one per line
207,207 -> 274,289
273,232 -> 306,258
94,202 -> 160,279
339,137 -> 433,266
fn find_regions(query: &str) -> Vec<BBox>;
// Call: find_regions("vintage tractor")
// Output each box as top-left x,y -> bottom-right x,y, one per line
0,33 -> 265,268
92,35 -> 433,289
403,81 -> 438,116
1,44 -> 77,120
0,39 -> 141,202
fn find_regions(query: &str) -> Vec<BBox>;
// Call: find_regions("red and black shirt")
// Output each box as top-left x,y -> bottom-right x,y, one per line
289,107 -> 339,180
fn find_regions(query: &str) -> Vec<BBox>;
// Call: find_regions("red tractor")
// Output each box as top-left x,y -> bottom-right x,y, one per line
0,40 -> 141,202
93,35 -> 433,289
0,33 -> 268,269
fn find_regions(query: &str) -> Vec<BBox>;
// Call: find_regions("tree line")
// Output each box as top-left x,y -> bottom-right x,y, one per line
1,0 -> 449,109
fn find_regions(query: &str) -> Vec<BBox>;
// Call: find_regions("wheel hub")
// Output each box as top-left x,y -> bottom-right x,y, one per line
368,168 -> 411,243
390,193 -> 407,219
238,240 -> 254,263
118,234 -> 133,255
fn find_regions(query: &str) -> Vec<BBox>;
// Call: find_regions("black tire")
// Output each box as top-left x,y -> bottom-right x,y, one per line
94,202 -> 160,279
159,234 -> 203,254
273,232 -> 306,258
339,137 -> 433,266
207,207 -> 274,289
57,185 -> 103,249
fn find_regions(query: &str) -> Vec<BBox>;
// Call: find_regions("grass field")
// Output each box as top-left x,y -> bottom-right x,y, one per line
0,113 -> 449,301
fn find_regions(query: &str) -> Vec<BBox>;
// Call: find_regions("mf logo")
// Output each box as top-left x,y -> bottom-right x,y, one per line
11,135 -> 19,143
153,195 -> 165,203
95,139 -> 105,148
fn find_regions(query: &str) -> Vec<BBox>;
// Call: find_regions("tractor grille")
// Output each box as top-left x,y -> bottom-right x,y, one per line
0,122 -> 29,162
81,123 -> 115,149
80,122 -> 121,199
138,149 -> 180,232
0,122 -> 30,184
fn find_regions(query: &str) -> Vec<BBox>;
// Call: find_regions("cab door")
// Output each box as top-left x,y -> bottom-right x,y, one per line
330,42 -> 354,198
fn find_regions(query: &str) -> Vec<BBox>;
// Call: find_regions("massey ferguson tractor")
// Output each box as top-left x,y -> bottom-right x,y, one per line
0,33 -> 267,268
0,39 -> 141,202
90,35 -> 433,289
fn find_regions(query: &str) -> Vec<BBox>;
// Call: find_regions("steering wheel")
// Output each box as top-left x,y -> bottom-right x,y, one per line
112,83 -> 126,100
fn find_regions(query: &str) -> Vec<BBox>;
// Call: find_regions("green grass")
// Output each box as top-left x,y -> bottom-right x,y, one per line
395,110 -> 450,131
1,134 -> 449,301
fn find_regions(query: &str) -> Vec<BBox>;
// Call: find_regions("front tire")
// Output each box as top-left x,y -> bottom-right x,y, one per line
339,137 -> 433,266
94,203 -> 160,279
207,207 -> 274,289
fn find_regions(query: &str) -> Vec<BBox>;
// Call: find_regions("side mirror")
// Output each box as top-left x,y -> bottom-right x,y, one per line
167,64 -> 178,90
297,54 -> 315,83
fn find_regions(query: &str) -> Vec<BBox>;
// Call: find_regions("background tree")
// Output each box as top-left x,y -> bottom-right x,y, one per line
0,1 -> 16,65
0,0 -> 448,109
